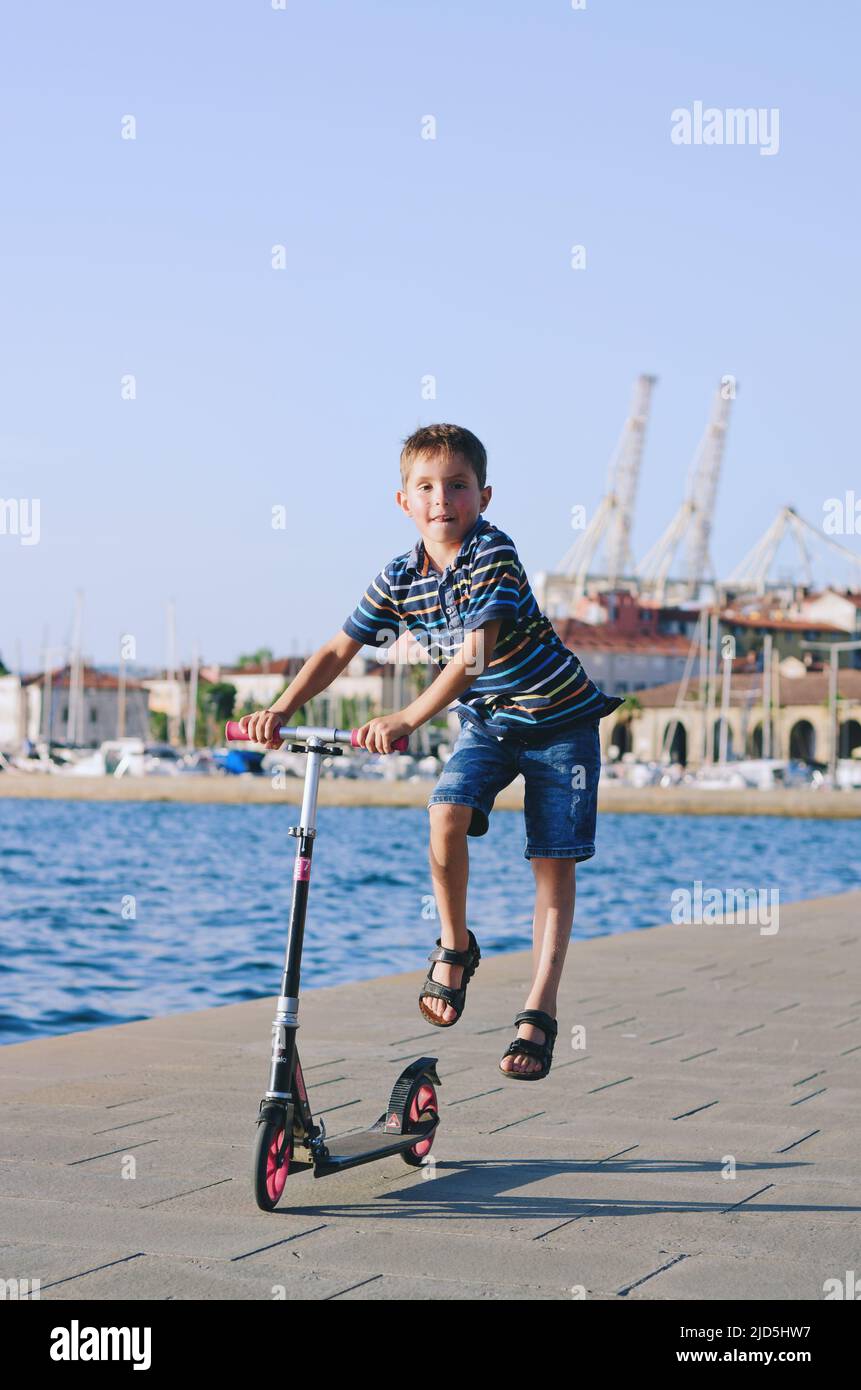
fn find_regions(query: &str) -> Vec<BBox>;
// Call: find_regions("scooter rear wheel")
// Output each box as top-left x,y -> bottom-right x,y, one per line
400,1078 -> 438,1167
253,1119 -> 293,1210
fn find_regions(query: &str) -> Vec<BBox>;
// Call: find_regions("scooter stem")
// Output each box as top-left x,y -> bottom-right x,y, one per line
266,738 -> 328,1101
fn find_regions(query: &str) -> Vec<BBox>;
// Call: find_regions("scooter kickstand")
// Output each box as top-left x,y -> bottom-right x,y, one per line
310,1114 -> 329,1162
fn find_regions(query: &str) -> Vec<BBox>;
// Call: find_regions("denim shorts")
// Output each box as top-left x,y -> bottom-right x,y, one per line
426,715 -> 603,861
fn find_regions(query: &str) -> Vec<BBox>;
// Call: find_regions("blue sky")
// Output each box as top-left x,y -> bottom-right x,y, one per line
2,0 -> 859,671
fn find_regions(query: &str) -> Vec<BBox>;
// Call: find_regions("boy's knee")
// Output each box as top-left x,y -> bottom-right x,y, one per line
531,855 -> 577,878
428,802 -> 473,836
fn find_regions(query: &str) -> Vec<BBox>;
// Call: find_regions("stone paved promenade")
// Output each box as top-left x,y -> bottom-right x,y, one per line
1,890 -> 858,1300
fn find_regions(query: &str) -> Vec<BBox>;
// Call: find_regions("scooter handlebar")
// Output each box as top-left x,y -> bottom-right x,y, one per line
224,721 -> 409,754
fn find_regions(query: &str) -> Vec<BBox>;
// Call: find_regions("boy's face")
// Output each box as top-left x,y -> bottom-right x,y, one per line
397,450 -> 492,544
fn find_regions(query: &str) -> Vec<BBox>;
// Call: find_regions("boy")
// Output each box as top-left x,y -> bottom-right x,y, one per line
241,424 -> 623,1080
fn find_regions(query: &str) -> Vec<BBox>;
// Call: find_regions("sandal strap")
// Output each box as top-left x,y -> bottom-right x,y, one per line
503,1037 -> 548,1060
420,979 -> 465,1007
427,930 -> 480,968
513,1009 -> 557,1038
427,944 -> 471,966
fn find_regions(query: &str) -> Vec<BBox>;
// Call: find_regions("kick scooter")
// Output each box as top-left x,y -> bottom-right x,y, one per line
225,720 -> 441,1212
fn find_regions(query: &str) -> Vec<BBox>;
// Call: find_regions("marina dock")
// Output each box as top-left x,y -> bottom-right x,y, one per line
1,889 -> 858,1300
1,773 -> 860,817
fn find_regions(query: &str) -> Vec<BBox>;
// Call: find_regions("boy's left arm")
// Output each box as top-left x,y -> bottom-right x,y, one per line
355,619 -> 502,752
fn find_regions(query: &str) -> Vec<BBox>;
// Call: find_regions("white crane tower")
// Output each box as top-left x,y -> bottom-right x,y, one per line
637,381 -> 734,602
727,504 -> 861,593
553,373 -> 656,600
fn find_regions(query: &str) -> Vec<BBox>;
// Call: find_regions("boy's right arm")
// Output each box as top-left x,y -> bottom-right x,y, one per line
239,631 -> 364,748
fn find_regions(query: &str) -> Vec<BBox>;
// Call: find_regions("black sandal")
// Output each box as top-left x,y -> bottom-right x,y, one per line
498,1009 -> 558,1080
418,929 -> 481,1027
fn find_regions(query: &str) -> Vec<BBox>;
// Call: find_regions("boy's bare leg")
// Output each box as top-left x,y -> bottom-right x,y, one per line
500,857 -> 576,1075
422,804 -> 472,1022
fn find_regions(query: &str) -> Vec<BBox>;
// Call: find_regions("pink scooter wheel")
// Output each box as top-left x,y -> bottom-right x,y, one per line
401,1080 -> 438,1166
253,1119 -> 293,1210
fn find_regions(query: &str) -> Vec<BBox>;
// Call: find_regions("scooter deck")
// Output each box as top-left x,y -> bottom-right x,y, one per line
311,1116 -> 438,1176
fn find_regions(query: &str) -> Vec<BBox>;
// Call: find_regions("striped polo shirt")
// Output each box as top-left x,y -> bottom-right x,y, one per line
342,515 -> 624,743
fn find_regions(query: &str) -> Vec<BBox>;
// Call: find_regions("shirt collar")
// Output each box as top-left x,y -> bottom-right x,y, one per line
406,514 -> 490,576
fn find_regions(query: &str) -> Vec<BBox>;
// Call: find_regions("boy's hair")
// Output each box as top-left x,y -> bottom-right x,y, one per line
400,423 -> 487,491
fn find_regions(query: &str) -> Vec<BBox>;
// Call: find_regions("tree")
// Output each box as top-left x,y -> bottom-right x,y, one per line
236,648 -> 274,669
199,682 -> 238,745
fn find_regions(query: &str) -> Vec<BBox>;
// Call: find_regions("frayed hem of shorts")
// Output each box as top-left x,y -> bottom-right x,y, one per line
426,795 -> 483,811
524,845 -> 595,862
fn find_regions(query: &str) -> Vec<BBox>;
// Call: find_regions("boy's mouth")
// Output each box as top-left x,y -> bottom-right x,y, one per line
431,516 -> 456,523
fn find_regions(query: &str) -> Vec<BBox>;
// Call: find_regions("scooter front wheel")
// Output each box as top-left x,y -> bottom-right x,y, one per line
400,1078 -> 438,1167
253,1118 -> 293,1210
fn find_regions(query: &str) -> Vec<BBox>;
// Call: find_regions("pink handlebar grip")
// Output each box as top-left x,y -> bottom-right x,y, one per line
224,721 -> 408,753
350,729 -> 409,753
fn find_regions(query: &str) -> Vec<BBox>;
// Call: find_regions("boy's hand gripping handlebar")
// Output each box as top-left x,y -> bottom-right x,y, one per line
224,721 -> 409,753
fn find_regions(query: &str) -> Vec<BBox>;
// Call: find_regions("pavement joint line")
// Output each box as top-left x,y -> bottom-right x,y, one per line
792,1071 -> 826,1085
839,1043 -> 861,1054
655,987 -> 687,996
602,1016 -> 638,1028
834,1016 -> 860,1027
789,1088 -> 827,1105
617,1251 -> 691,1297
648,1033 -> 685,1044
774,1130 -> 819,1152
719,1181 -> 775,1213
587,1076 -> 634,1093
104,1097 -> 150,1109
773,1002 -> 801,1012
486,1111 -> 546,1133
671,1100 -> 719,1120
531,1208 -> 599,1239
388,1032 -> 441,1046
67,1139 -> 160,1164
680,1047 -> 719,1060
734,1023 -> 765,1035
230,1225 -> 329,1260
138,1178 -> 233,1208
93,1112 -> 176,1133
447,1087 -> 505,1106
25,1252 -> 147,1294
323,1273 -> 384,1300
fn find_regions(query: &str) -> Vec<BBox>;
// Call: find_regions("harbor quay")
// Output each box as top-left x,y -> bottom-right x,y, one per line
1,772 -> 860,818
0,889 -> 858,1301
